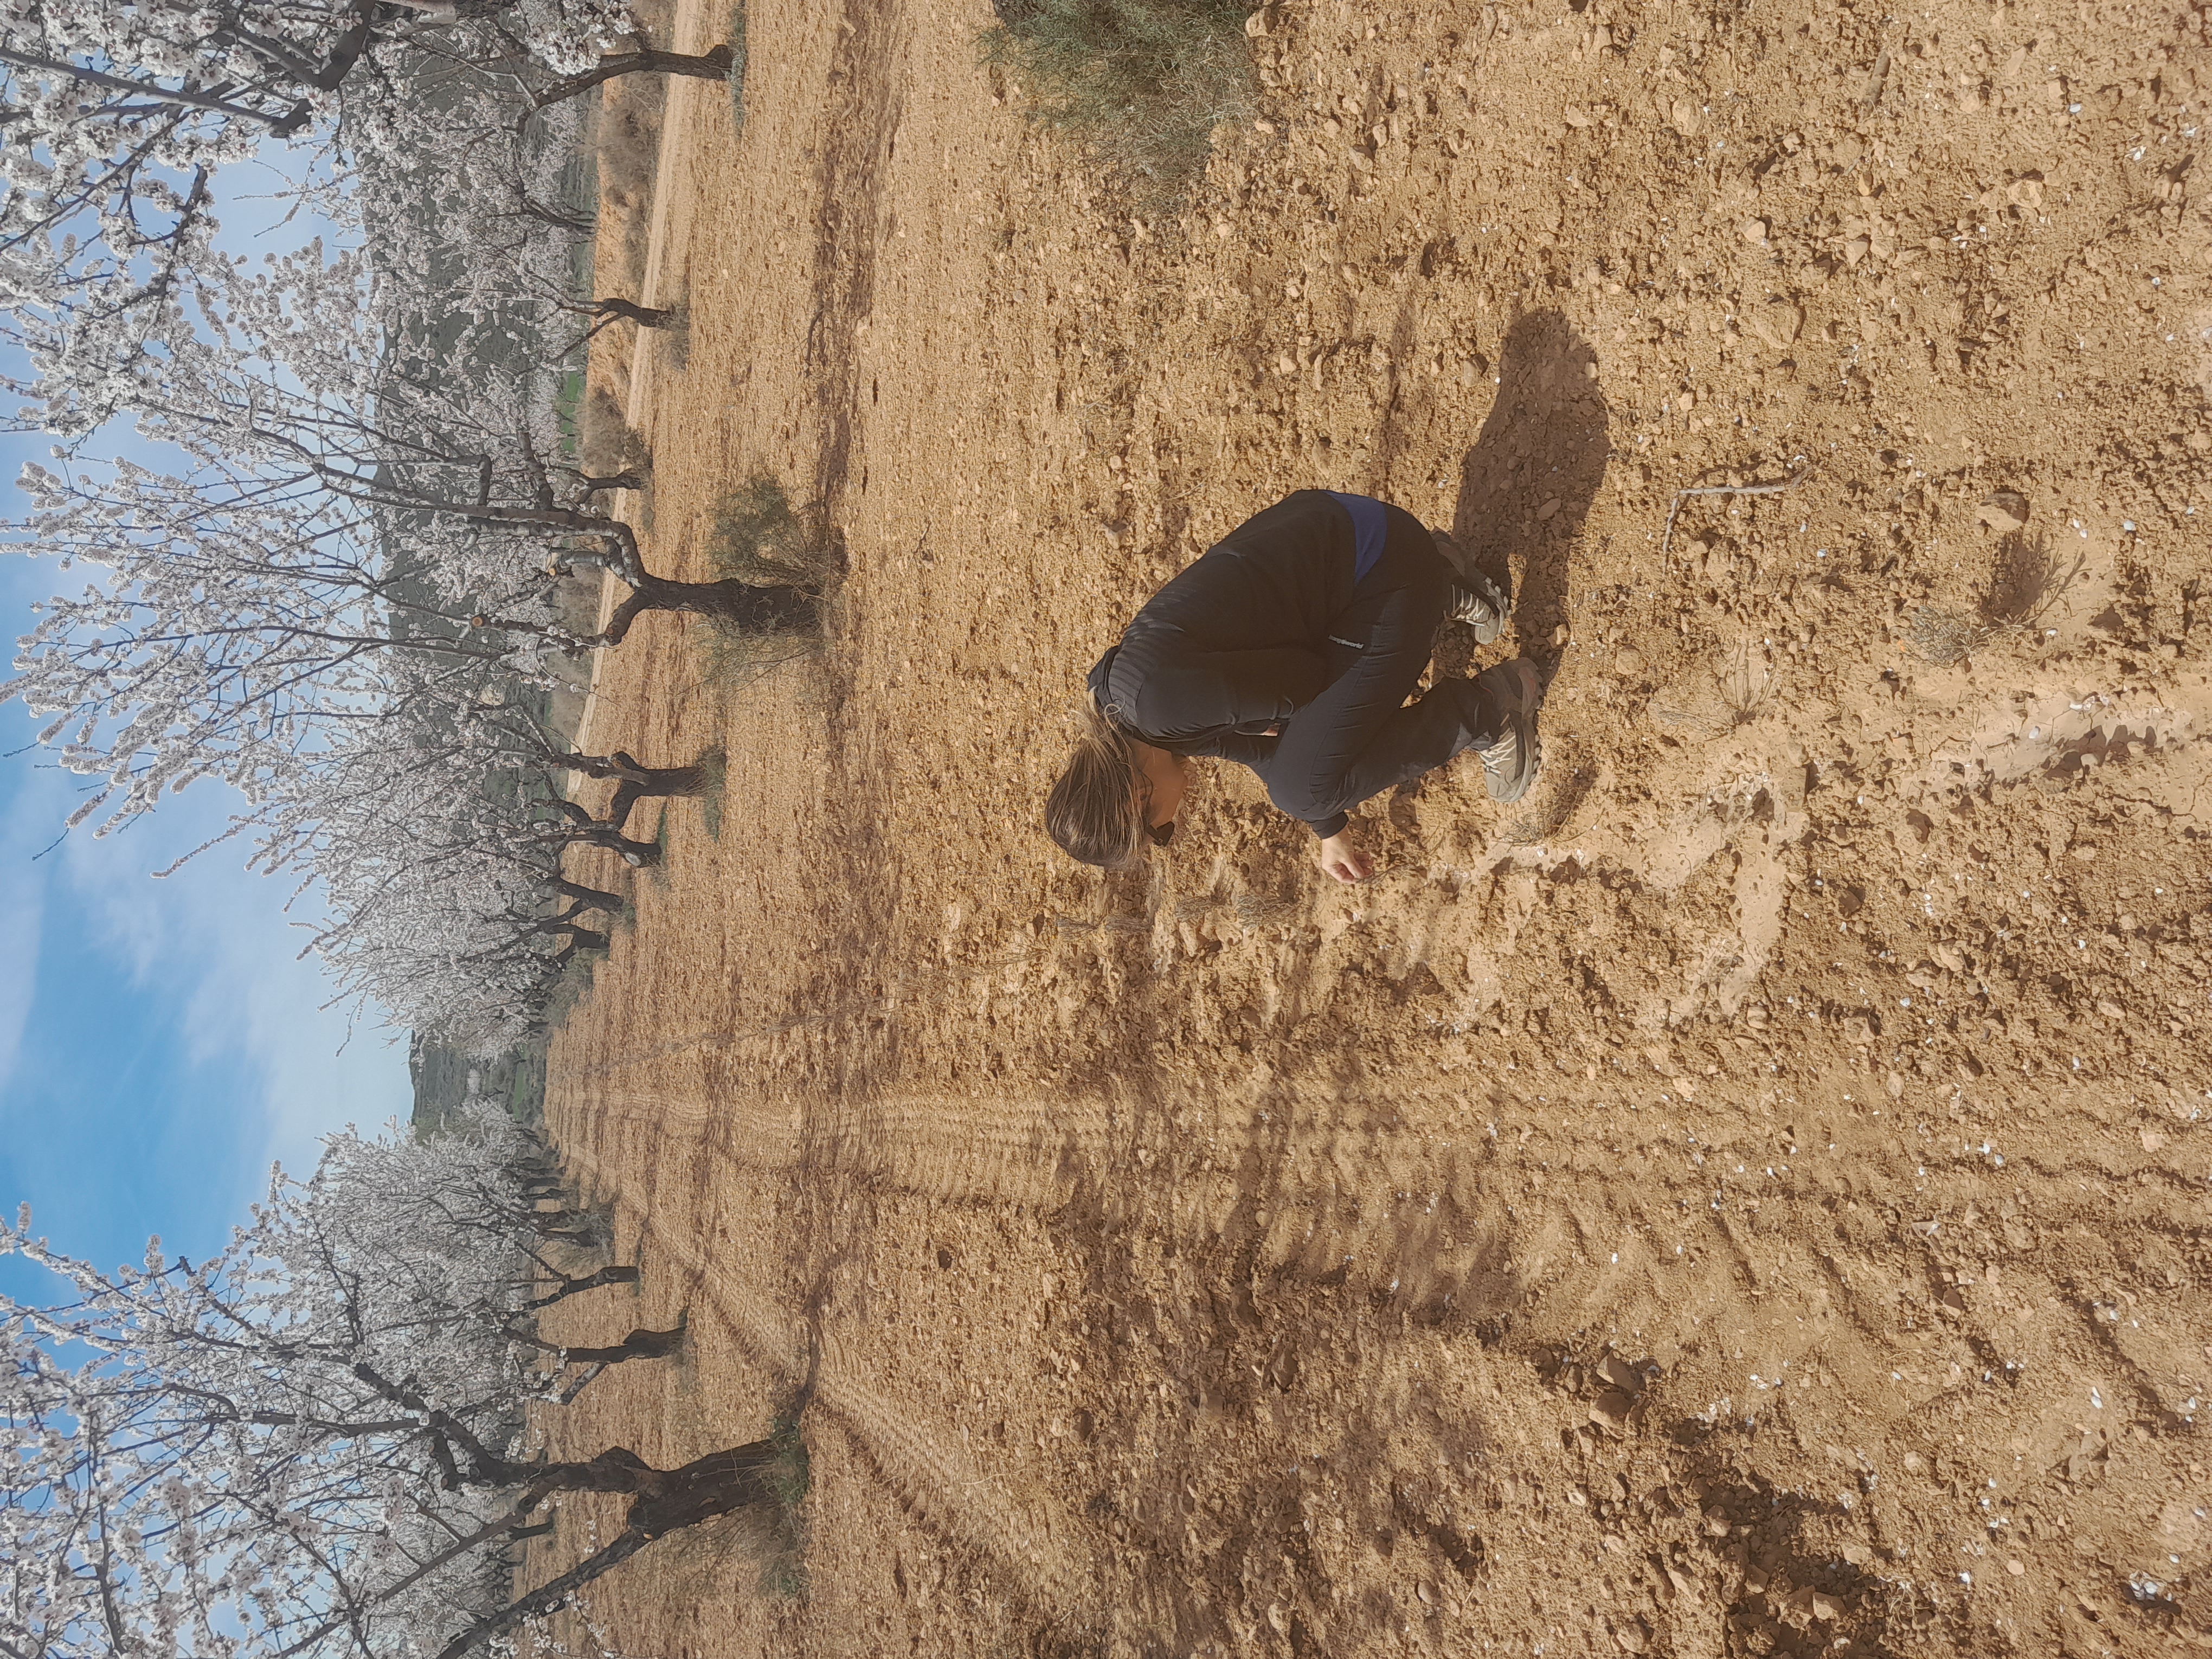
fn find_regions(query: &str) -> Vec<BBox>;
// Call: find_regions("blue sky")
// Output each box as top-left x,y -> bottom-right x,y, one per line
0,152 -> 412,1300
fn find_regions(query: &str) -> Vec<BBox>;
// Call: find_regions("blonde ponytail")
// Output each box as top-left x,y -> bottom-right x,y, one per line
1044,693 -> 1147,870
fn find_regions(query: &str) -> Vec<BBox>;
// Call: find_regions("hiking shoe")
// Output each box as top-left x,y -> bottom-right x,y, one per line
1432,529 -> 1512,644
1446,571 -> 1512,644
1475,657 -> 1543,803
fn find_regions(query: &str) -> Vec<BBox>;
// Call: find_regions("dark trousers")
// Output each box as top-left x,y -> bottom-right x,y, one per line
1255,504 -> 1502,835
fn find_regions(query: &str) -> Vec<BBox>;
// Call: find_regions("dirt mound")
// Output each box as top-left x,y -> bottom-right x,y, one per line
525,0 -> 2212,1651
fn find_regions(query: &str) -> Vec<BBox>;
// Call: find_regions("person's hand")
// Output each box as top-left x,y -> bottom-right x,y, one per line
1315,829 -> 1374,885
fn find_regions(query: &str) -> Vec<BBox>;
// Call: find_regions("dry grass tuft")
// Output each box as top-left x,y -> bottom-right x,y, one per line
706,475 -> 838,589
1911,606 -> 2026,666
1916,531 -> 2072,664
1501,749 -> 1594,846
1652,645 -> 1776,737
981,0 -> 1256,208
687,479 -> 841,689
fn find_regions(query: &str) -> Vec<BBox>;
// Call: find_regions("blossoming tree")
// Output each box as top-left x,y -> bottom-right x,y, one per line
0,1110 -> 791,1659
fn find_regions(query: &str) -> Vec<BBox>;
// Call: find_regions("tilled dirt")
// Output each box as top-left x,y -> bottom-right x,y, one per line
526,0 -> 2212,1652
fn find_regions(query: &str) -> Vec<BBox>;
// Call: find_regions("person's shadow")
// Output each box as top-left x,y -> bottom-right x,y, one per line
1444,311 -> 1610,684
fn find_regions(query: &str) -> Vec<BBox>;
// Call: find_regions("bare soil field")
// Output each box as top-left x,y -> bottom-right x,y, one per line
529,0 -> 2212,1652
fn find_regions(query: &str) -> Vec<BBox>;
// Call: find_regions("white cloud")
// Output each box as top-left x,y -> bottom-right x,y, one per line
0,790 -> 47,1097
56,795 -> 411,1182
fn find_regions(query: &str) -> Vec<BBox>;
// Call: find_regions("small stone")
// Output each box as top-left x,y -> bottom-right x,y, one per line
1591,1389 -> 1634,1430
1748,303 -> 1804,348
2007,1558 -> 2025,1576
2098,1000 -> 2125,1021
1886,1071 -> 1905,1099
2141,1126 -> 2169,1152
1615,646 -> 1646,676
1977,490 -> 2030,533
1537,497 -> 1562,520
1615,1620 -> 1650,1653
1266,1603 -> 1288,1634
1811,1592 -> 1841,1621
1844,236 -> 1871,266
1416,1580 -> 1435,1605
1598,1355 -> 1639,1392
1741,217 -> 1769,244
1933,941 -> 1966,973
1670,98 -> 1703,135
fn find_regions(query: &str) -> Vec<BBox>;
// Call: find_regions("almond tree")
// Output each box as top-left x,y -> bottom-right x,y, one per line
223,663 -> 722,1049
316,1107 -> 684,1382
0,1116 -> 792,1659
3,243 -> 812,840
0,0 -> 734,441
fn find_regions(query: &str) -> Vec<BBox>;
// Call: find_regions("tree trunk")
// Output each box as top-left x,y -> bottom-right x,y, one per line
578,470 -> 647,498
523,1216 -> 603,1245
544,796 -> 660,865
564,824 -> 660,866
549,877 -> 627,915
519,1262 -> 640,1310
598,576 -> 817,647
550,749 -> 690,787
510,1320 -> 685,1366
529,44 -> 736,112
626,1442 -> 782,1538
432,1441 -> 782,1659
590,297 -> 676,329
605,751 -> 711,831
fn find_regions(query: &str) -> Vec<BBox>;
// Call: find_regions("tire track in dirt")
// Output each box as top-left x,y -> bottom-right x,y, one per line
557,1134 -> 1103,1637
567,1071 -> 1571,1326
803,0 -> 903,511
590,1084 -> 1116,1208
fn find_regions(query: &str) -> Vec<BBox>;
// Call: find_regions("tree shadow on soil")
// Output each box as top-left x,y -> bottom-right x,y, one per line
1446,311 -> 1610,685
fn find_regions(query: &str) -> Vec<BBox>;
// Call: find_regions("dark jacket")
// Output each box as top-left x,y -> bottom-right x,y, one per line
1085,491 -> 1361,770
